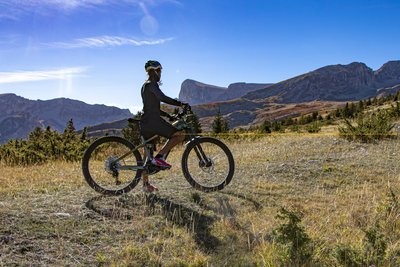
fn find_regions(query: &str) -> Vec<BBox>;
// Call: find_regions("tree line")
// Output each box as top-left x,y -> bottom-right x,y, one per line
0,119 -> 90,166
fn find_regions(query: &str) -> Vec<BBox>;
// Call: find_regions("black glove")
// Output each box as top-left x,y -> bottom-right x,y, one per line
166,113 -> 176,122
181,102 -> 190,110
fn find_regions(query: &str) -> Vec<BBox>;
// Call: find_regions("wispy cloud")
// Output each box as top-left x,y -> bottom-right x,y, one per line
0,67 -> 88,84
0,0 -> 110,12
45,36 -> 174,49
0,0 -> 181,19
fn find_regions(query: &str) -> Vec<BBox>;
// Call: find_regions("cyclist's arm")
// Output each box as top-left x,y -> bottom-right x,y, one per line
160,110 -> 170,117
150,83 -> 182,106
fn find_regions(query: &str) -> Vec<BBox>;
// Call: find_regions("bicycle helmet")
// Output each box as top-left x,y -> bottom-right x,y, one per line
145,60 -> 162,71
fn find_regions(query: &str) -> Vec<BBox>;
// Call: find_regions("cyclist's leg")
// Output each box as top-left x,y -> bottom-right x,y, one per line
158,130 -> 185,156
142,147 -> 149,183
142,147 -> 158,192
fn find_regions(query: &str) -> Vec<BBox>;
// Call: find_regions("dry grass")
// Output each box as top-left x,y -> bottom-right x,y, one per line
1,133 -> 400,266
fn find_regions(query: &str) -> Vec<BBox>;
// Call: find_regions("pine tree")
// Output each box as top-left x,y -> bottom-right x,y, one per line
349,102 -> 357,117
187,111 -> 202,134
80,127 -> 88,141
122,112 -> 142,144
343,103 -> 350,117
272,121 -> 282,132
312,111 -> 318,121
335,108 -> 341,118
28,126 -> 44,142
395,91 -> 400,101
259,120 -> 272,133
63,118 -> 76,138
358,100 -> 364,112
212,110 -> 229,133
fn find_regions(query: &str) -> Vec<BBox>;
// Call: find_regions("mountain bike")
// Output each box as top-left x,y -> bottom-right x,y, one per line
81,106 -> 235,195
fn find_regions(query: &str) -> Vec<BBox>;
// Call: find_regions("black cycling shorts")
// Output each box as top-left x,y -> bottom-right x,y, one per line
140,118 -> 178,140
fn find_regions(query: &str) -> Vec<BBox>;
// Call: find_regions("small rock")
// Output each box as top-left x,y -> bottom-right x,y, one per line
54,212 -> 71,217
0,235 -> 13,244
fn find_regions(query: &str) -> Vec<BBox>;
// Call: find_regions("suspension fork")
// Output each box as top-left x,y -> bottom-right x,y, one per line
187,137 -> 212,167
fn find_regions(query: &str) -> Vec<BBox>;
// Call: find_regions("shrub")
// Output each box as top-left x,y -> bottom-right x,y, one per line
122,112 -> 142,145
272,207 -> 313,265
339,110 -> 394,143
334,222 -> 388,266
305,121 -> 321,133
0,120 -> 90,166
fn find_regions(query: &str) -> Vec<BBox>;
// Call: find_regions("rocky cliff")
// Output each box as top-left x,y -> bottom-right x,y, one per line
244,61 -> 400,103
0,94 -> 132,143
179,79 -> 272,104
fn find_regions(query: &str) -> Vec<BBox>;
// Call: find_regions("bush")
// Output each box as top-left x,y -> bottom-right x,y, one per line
335,221 -> 388,266
339,110 -> 394,143
0,120 -> 90,166
305,121 -> 321,133
272,207 -> 313,265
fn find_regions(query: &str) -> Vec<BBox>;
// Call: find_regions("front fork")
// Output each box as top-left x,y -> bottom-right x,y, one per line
187,137 -> 212,167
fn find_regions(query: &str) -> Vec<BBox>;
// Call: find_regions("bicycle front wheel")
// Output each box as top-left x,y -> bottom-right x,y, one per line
82,136 -> 143,195
182,137 -> 234,192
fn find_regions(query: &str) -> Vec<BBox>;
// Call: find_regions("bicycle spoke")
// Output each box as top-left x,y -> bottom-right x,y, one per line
82,136 -> 142,195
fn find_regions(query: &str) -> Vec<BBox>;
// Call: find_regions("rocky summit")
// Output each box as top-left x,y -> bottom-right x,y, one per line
243,61 -> 400,103
179,79 -> 272,104
0,94 -> 132,143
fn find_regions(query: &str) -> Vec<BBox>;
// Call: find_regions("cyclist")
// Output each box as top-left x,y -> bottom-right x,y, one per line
140,60 -> 188,192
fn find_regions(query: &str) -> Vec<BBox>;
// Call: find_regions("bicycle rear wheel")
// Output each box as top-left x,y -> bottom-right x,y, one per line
181,137 -> 234,192
82,136 -> 143,195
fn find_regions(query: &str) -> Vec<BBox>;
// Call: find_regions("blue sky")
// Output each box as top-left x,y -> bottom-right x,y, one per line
0,0 -> 399,113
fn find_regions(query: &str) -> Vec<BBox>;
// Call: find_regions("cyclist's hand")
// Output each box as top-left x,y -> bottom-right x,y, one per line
166,114 -> 176,122
181,102 -> 190,110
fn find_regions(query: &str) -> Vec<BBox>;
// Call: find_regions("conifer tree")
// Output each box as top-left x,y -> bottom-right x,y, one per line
212,110 -> 229,133
312,111 -> 318,121
122,112 -> 142,144
259,120 -> 272,133
63,118 -> 76,139
80,127 -> 88,141
187,111 -> 202,134
358,100 -> 364,112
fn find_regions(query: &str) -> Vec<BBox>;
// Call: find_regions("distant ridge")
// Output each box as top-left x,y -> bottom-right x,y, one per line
179,79 -> 272,104
243,61 -> 400,102
0,94 -> 132,143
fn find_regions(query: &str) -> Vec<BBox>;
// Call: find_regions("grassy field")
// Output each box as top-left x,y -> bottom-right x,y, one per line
1,133 -> 400,266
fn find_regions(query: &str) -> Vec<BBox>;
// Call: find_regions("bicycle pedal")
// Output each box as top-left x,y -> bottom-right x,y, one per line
159,165 -> 171,170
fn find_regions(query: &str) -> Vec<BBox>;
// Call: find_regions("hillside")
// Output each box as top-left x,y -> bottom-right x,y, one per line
1,135 -> 400,265
0,94 -> 132,143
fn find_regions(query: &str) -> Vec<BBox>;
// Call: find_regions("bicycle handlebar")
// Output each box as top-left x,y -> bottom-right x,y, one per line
172,104 -> 192,120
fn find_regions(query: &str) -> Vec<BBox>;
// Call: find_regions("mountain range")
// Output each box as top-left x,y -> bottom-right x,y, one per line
0,94 -> 132,143
186,61 -> 400,129
1,60 -> 400,142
